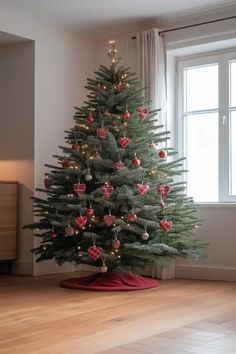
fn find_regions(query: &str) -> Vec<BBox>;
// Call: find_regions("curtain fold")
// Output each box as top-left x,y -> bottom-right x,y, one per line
137,28 -> 167,127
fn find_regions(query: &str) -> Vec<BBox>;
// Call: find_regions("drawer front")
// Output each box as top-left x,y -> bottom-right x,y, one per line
0,183 -> 18,229
0,183 -> 18,208
0,230 -> 17,259
0,207 -> 17,229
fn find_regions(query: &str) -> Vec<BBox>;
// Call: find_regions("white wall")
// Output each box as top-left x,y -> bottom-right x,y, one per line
176,205 -> 236,281
0,41 -> 34,272
94,18 -> 236,281
0,11 -> 95,275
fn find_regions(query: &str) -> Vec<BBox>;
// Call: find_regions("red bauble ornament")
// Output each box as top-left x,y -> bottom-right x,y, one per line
65,226 -> 75,236
136,183 -> 150,196
75,216 -> 87,229
44,177 -> 53,189
159,219 -> 173,234
88,246 -> 103,261
118,136 -> 131,148
87,114 -> 94,124
136,107 -> 149,120
61,158 -> 71,168
87,208 -> 94,216
72,143 -> 80,151
101,184 -> 114,198
159,149 -> 168,159
132,154 -> 140,167
97,127 -> 109,139
104,214 -> 116,227
115,161 -> 125,169
157,184 -> 171,197
122,111 -> 130,120
127,213 -> 137,222
73,183 -> 86,196
51,231 -> 57,239
112,239 -> 120,249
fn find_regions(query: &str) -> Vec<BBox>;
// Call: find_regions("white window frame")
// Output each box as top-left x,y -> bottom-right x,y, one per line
177,50 -> 236,204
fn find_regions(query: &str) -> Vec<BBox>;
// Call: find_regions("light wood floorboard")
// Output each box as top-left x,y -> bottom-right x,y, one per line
0,272 -> 236,354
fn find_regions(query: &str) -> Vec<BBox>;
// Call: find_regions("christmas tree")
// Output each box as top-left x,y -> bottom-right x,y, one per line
25,41 -> 203,287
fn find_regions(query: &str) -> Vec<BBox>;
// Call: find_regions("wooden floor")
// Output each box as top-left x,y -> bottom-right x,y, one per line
0,272 -> 236,354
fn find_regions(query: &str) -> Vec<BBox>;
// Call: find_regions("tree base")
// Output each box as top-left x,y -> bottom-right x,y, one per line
60,271 -> 159,291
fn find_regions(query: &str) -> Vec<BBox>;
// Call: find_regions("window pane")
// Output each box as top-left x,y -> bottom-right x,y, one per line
230,110 -> 236,195
185,64 -> 218,112
186,112 -> 218,202
230,61 -> 236,107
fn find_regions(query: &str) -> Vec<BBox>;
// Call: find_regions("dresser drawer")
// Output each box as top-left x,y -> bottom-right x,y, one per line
0,183 -> 18,208
0,182 -> 18,261
0,230 -> 17,259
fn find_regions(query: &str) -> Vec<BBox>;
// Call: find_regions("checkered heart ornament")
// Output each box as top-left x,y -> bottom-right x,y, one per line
104,214 -> 116,226
136,107 -> 149,120
88,235 -> 103,261
115,161 -> 125,169
136,183 -> 150,196
88,246 -> 103,261
96,127 -> 109,140
75,216 -> 87,229
101,184 -> 114,198
157,184 -> 171,198
73,183 -> 86,196
118,136 -> 131,148
159,219 -> 173,234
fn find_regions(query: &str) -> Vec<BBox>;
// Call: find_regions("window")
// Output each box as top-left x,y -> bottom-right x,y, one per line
178,51 -> 236,203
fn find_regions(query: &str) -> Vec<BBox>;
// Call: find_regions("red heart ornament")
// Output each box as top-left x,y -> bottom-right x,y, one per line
72,143 -> 80,151
88,246 -> 103,261
116,82 -> 126,92
118,136 -> 131,148
65,226 -> 75,236
51,231 -> 57,239
61,158 -> 71,168
104,214 -> 116,226
136,107 -> 149,120
157,184 -> 171,197
112,239 -> 120,249
136,183 -> 150,196
75,216 -> 87,229
101,184 -> 114,198
97,127 -> 109,139
115,161 -> 125,169
159,219 -> 173,234
44,177 -> 53,189
73,183 -> 86,195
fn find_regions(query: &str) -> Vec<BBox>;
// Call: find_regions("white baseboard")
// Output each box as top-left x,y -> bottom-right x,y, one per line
34,261 -> 80,276
176,265 -> 236,281
136,263 -> 175,280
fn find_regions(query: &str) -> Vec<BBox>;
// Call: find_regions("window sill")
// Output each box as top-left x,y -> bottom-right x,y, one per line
196,203 -> 236,208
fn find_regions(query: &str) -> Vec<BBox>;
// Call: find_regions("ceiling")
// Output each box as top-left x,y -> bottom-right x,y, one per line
0,0 -> 235,37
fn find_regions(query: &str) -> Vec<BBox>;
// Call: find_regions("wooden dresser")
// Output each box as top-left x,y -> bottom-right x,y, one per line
0,181 -> 18,271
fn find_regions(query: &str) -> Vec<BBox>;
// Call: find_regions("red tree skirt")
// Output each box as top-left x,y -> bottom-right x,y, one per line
60,271 -> 159,291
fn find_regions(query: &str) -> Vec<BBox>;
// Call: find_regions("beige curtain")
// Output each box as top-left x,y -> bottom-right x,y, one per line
136,28 -> 167,127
